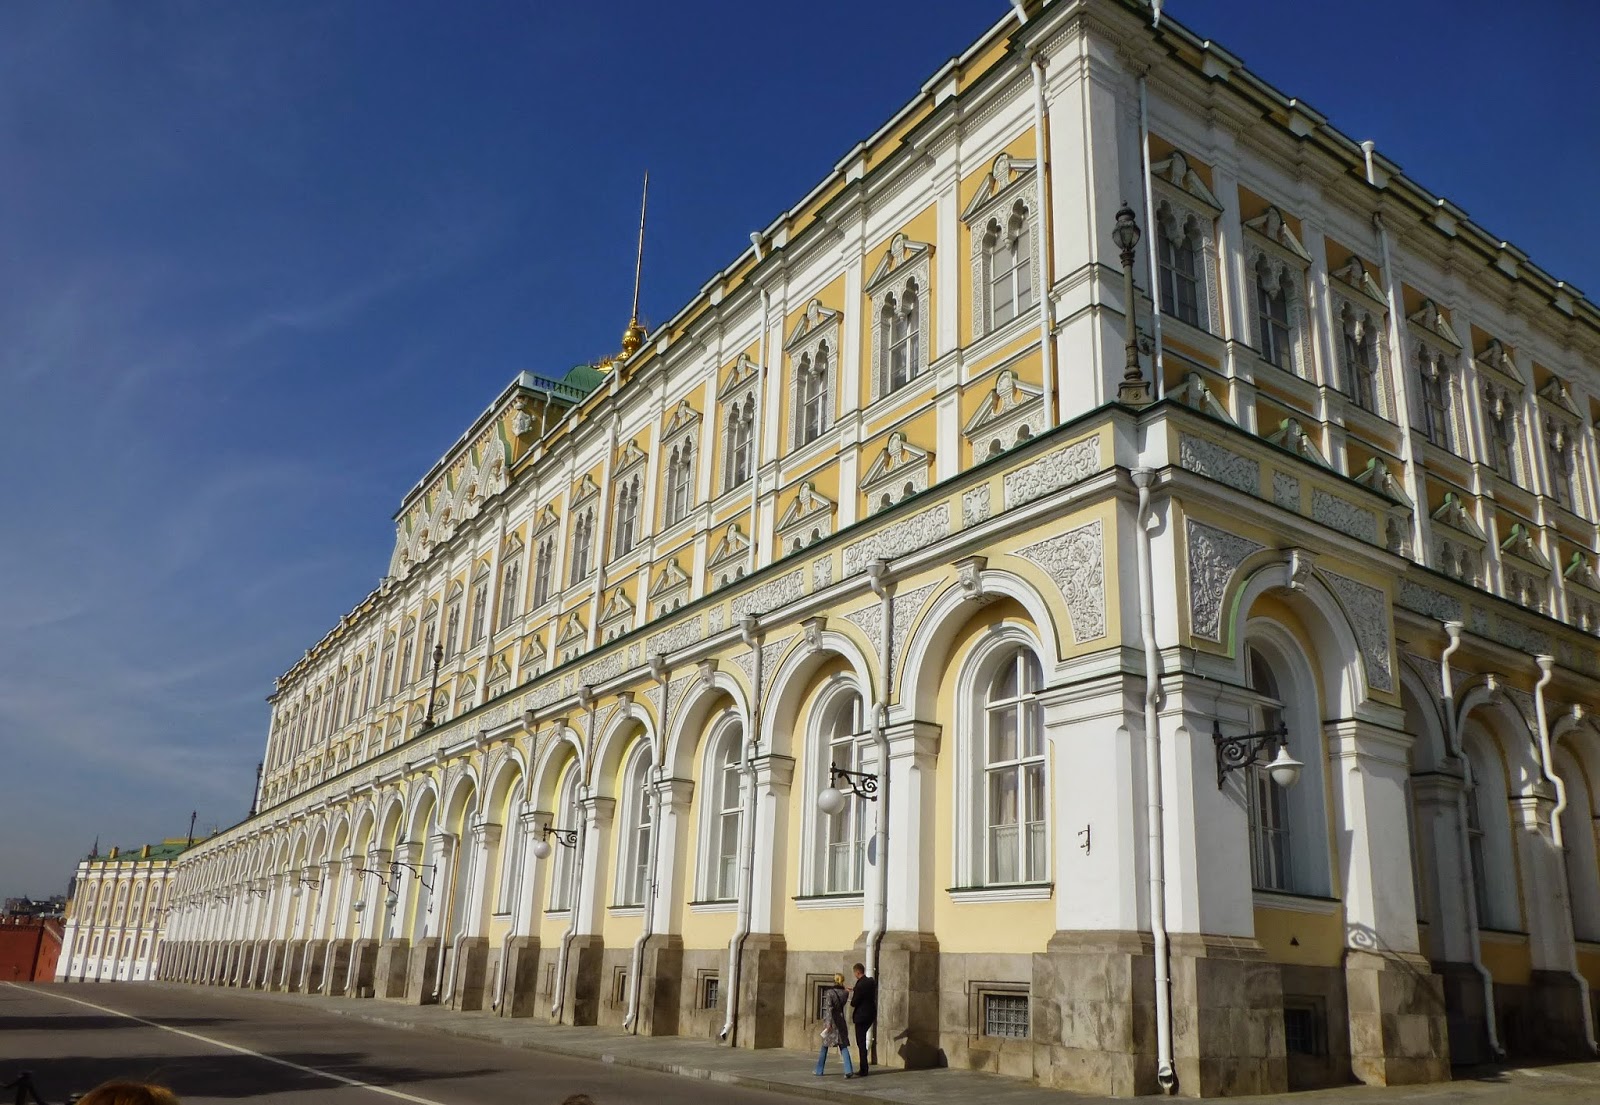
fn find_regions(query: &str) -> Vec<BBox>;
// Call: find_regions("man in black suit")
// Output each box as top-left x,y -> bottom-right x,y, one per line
848,961 -> 877,1078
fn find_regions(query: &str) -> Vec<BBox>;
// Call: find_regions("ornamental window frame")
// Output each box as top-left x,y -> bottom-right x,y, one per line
962,153 -> 1041,340
1330,257 -> 1392,418
547,767 -> 581,913
569,508 -> 595,584
469,561 -> 491,647
614,743 -> 654,909
612,473 -> 642,559
1149,151 -> 1223,335
1407,299 -> 1465,456
718,354 -> 759,494
444,581 -> 464,658
697,710 -> 745,903
1537,375 -> 1585,515
663,436 -> 696,528
1241,207 -> 1314,379
498,536 -> 524,632
785,299 -> 840,450
803,680 -> 875,897
866,233 -> 932,400
1474,339 -> 1525,484
775,480 -> 835,555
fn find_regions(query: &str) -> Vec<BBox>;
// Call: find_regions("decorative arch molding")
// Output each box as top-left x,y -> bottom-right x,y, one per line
529,726 -> 587,809
441,762 -> 483,829
665,672 -> 751,780
760,629 -> 879,759
1397,659 -> 1451,773
1227,554 -> 1380,716
482,744 -> 528,814
898,567 -> 1062,721
592,699 -> 660,796
403,776 -> 443,842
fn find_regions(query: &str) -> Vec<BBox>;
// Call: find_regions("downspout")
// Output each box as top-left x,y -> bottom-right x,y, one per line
1027,51 -> 1057,425
624,658 -> 671,1032
1133,468 -> 1176,1094
1440,621 -> 1504,1058
552,689 -> 596,1021
721,616 -> 762,1043
1533,655 -> 1599,1055
747,231 -> 771,577
431,833 -> 460,1004
1138,76 -> 1165,399
489,801 -> 522,1013
864,559 -> 893,1062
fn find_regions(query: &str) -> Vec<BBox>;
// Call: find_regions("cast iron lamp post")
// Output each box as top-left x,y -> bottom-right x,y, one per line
1114,202 -> 1154,406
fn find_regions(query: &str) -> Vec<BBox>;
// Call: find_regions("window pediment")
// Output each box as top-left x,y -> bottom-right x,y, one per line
865,233 -> 933,294
861,431 -> 933,503
1475,338 -> 1523,383
707,523 -> 751,569
1150,150 -> 1222,210
616,438 -> 649,473
1431,493 -> 1486,542
1565,552 -> 1600,592
1500,522 -> 1550,569
1407,299 -> 1461,349
534,505 -> 561,533
1354,459 -> 1413,509
1330,256 -> 1387,308
1265,419 -> 1331,470
664,399 -> 701,439
1242,207 -> 1311,263
572,474 -> 601,505
963,368 -> 1043,450
653,557 -> 691,596
960,153 -> 1038,224
1537,375 -> 1580,417
719,353 -> 759,399
1168,371 -> 1239,426
557,614 -> 587,646
777,481 -> 834,531
784,298 -> 841,352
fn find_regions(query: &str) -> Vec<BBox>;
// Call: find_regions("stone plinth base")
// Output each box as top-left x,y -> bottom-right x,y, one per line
1168,933 -> 1287,1097
265,941 -> 287,991
1433,960 -> 1491,1066
406,936 -> 440,1004
879,931 -> 942,1070
284,940 -> 308,992
734,933 -> 788,1050
302,939 -> 328,993
561,935 -> 606,1026
323,939 -> 353,996
451,936 -> 489,1010
1345,949 -> 1450,1085
500,936 -> 542,1018
349,938 -> 378,998
638,934 -> 683,1037
1527,970 -> 1591,1058
1032,930 -> 1157,1096
375,939 -> 410,999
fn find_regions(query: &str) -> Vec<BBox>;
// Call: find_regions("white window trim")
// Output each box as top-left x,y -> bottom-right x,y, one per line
695,710 -> 745,903
1243,243 -> 1312,380
799,677 -> 873,897
952,623 -> 1051,890
1152,190 -> 1221,336
866,234 -> 932,400
613,744 -> 654,908
963,154 -> 1040,340
784,300 -> 841,451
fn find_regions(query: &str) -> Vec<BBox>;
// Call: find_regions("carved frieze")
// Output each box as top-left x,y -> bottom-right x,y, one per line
1272,473 -> 1300,512
1178,434 -> 1258,496
1397,580 -> 1463,623
1002,437 -> 1100,511
842,503 -> 951,577
1187,520 -> 1266,642
1322,571 -> 1393,693
730,569 -> 805,621
1015,520 -> 1106,644
1310,490 -> 1379,544
963,485 -> 993,528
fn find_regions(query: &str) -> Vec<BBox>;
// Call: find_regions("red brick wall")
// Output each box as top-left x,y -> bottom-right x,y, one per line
0,918 -> 63,981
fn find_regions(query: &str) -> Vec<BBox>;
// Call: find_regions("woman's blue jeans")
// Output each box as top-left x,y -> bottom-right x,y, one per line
815,1042 -> 855,1075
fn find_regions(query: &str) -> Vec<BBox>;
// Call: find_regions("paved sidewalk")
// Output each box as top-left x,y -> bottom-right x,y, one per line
161,984 -> 1600,1104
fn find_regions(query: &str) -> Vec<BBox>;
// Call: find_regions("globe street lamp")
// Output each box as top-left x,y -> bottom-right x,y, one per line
530,826 -> 579,861
1114,203 -> 1153,406
1212,719 -> 1304,790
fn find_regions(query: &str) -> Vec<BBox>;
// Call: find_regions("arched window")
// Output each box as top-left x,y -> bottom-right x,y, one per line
421,603 -> 439,674
883,282 -> 921,392
665,439 -> 695,526
725,397 -> 754,490
1157,207 -> 1202,327
570,510 -> 594,583
981,646 -> 1046,885
1253,256 -> 1292,370
985,202 -> 1033,329
1240,630 -> 1331,896
798,347 -> 831,446
470,565 -> 490,646
701,714 -> 745,901
548,768 -> 581,912
494,800 -> 526,917
613,478 -> 639,558
1463,733 -> 1519,931
1556,748 -> 1600,942
379,641 -> 395,703
1546,419 -> 1577,510
1339,303 -> 1381,414
499,548 -> 522,631
1416,346 -> 1454,452
813,687 -> 872,895
444,583 -> 464,658
533,534 -> 556,607
400,620 -> 417,689
616,745 -> 654,908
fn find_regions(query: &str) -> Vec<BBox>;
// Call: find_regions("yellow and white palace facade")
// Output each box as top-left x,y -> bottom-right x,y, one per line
158,0 -> 1600,1096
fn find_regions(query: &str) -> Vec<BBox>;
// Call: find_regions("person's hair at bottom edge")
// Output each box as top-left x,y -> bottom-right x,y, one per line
560,1096 -> 597,1105
75,1082 -> 181,1105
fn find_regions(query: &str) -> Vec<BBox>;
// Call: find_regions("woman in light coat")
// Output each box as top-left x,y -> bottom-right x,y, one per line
814,972 -> 856,1077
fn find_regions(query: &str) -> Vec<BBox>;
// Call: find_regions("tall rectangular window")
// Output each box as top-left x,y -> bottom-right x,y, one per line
1158,222 -> 1202,327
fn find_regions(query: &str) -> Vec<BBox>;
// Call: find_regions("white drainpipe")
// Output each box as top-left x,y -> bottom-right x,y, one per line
1138,76 -> 1164,398
1133,468 -> 1176,1093
431,833 -> 460,1004
1533,655 -> 1599,1055
1440,621 -> 1503,1058
624,657 -> 671,1033
863,560 -> 893,1062
721,617 -> 763,1043
552,690 -> 596,1021
1026,52 -> 1056,425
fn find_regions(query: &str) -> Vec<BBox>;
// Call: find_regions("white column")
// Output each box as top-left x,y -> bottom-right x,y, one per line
512,811 -> 548,935
1411,774 -> 1474,964
1510,793 -> 1574,972
883,721 -> 939,933
650,778 -> 695,935
333,857 -> 358,940
1326,720 -> 1422,954
426,832 -> 458,939
573,796 -> 616,934
465,822 -> 502,938
747,754 -> 796,934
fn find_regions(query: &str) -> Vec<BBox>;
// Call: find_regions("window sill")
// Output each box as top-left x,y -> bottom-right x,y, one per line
946,883 -> 1053,904
689,899 -> 738,914
607,905 -> 644,918
1477,927 -> 1529,943
792,893 -> 864,911
1252,889 -> 1340,915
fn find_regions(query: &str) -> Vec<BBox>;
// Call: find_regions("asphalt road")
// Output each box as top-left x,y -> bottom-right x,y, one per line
0,982 -> 806,1105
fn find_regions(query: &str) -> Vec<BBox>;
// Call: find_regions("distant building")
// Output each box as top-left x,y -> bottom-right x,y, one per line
58,840 -> 200,983
0,917 -> 63,982
3,897 -> 67,919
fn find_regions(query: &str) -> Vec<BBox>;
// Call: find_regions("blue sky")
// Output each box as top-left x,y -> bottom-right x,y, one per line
1,0 -> 1595,897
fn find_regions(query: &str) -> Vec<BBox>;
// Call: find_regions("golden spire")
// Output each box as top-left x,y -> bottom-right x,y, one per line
619,170 -> 650,360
